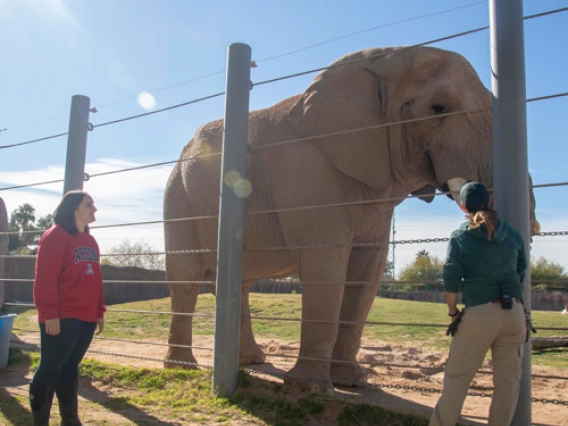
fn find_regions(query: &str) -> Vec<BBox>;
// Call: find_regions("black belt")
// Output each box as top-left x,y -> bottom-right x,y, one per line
491,298 -> 521,304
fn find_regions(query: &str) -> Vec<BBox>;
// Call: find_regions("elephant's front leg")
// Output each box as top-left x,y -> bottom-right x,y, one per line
165,285 -> 201,369
284,248 -> 351,395
239,284 -> 266,364
163,252 -> 203,369
330,246 -> 386,387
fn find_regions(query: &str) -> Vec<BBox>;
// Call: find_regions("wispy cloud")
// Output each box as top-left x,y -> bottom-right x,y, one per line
23,0 -> 83,30
0,158 -> 171,253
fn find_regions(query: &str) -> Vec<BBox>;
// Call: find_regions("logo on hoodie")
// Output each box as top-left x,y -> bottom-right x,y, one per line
74,246 -> 99,264
86,263 -> 94,275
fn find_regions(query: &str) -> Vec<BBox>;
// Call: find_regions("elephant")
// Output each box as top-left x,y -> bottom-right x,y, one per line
162,45 -> 540,394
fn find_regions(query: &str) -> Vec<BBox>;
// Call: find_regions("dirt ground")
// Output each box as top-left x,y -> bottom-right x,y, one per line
6,333 -> 568,426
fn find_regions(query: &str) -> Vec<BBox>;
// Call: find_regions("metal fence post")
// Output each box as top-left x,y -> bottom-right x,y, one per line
489,1 -> 531,424
63,95 -> 91,194
212,43 -> 252,397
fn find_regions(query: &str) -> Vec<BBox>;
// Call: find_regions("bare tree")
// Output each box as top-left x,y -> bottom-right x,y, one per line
103,239 -> 165,270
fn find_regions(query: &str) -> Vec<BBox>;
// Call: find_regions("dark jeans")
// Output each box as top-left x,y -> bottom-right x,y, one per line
32,318 -> 96,388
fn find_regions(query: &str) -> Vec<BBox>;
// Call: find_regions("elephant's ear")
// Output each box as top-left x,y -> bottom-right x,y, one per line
292,61 -> 392,191
410,185 -> 436,203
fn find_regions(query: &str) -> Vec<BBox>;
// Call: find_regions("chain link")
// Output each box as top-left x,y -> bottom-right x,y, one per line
537,231 -> 568,237
15,342 -> 568,406
532,397 -> 568,406
2,233 -> 565,260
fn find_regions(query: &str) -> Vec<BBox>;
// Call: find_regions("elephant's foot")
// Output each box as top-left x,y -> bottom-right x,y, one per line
239,344 -> 266,365
164,347 -> 198,370
284,363 -> 334,396
330,361 -> 367,388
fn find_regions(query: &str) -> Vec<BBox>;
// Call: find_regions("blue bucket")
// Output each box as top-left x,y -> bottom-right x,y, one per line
0,314 -> 17,369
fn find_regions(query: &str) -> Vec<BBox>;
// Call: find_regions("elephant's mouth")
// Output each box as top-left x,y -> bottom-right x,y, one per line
441,177 -> 469,204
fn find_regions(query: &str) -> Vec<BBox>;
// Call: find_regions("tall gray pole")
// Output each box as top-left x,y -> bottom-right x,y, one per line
212,43 -> 251,397
489,1 -> 531,424
63,95 -> 91,194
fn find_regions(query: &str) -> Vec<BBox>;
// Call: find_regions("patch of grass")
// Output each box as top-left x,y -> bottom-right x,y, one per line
7,348 -> 35,369
0,350 -> 516,425
11,294 -> 568,369
337,403 -> 429,426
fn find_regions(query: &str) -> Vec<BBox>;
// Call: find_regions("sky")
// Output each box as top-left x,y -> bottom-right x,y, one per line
1,0 -> 567,276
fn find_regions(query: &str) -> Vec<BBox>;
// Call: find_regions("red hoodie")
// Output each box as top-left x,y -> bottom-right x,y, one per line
33,225 -> 106,323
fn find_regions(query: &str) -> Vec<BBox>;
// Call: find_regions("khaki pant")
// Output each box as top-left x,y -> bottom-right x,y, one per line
430,301 -> 526,426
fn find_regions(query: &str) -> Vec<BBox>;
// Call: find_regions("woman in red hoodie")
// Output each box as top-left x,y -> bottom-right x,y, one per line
29,190 -> 105,426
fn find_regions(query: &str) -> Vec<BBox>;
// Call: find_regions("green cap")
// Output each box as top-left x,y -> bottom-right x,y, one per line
460,181 -> 490,212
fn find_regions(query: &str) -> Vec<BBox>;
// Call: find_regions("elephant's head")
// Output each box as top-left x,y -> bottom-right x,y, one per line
295,46 -> 540,236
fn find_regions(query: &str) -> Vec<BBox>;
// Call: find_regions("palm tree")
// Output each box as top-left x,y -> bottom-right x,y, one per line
36,214 -> 53,231
416,249 -> 430,259
13,203 -> 36,232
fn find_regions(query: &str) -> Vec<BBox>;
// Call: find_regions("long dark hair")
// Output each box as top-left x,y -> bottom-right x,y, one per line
53,190 -> 90,235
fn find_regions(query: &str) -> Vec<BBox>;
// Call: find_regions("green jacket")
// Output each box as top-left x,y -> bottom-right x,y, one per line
443,220 -> 527,308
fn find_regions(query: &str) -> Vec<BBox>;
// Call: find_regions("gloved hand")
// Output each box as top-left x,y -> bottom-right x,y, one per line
446,310 -> 464,337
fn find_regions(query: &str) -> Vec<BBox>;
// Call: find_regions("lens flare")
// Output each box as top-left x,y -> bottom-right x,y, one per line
224,171 -> 241,187
234,179 -> 252,198
137,91 -> 156,110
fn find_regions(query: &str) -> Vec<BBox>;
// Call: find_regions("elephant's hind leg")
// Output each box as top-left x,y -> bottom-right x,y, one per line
239,284 -> 266,365
330,246 -> 385,387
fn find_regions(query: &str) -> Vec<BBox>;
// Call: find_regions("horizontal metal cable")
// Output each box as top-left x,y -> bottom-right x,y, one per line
253,29 -> 490,87
12,329 -> 567,382
2,7 -> 565,153
88,2 -> 488,111
1,114 -> 70,132
251,108 -> 488,151
527,92 -> 568,103
0,279 -> 215,285
243,184 -> 566,219
253,7 -> 568,87
0,108 -> 477,193
533,182 -> 568,190
2,100 -> 566,194
250,314 -> 568,331
257,2 -> 486,64
246,365 -> 568,406
6,301 -> 565,330
91,92 -> 225,130
3,303 -> 214,318
0,131 -> 68,150
0,177 -> 64,192
5,230 -> 565,260
107,308 -> 213,318
0,4 -> 487,133
3,277 -> 568,288
14,341 -> 210,369
96,72 -> 226,110
263,352 -> 568,382
13,328 -> 213,351
1,178 -> 567,234
12,337 -> 568,406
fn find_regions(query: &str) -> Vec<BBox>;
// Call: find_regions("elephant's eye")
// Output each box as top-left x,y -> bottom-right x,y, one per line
431,104 -> 447,115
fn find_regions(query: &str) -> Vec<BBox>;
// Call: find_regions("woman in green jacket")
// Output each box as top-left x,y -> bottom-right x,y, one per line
430,181 -> 527,426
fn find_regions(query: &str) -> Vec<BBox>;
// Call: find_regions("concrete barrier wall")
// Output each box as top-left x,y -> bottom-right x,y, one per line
3,257 -> 171,306
3,257 -> 566,312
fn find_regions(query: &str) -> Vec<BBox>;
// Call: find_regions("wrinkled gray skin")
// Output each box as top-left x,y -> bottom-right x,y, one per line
163,46 -> 540,394
0,198 -> 8,308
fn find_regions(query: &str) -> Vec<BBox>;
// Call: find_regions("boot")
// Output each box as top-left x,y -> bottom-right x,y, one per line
29,382 -> 54,426
56,380 -> 82,426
